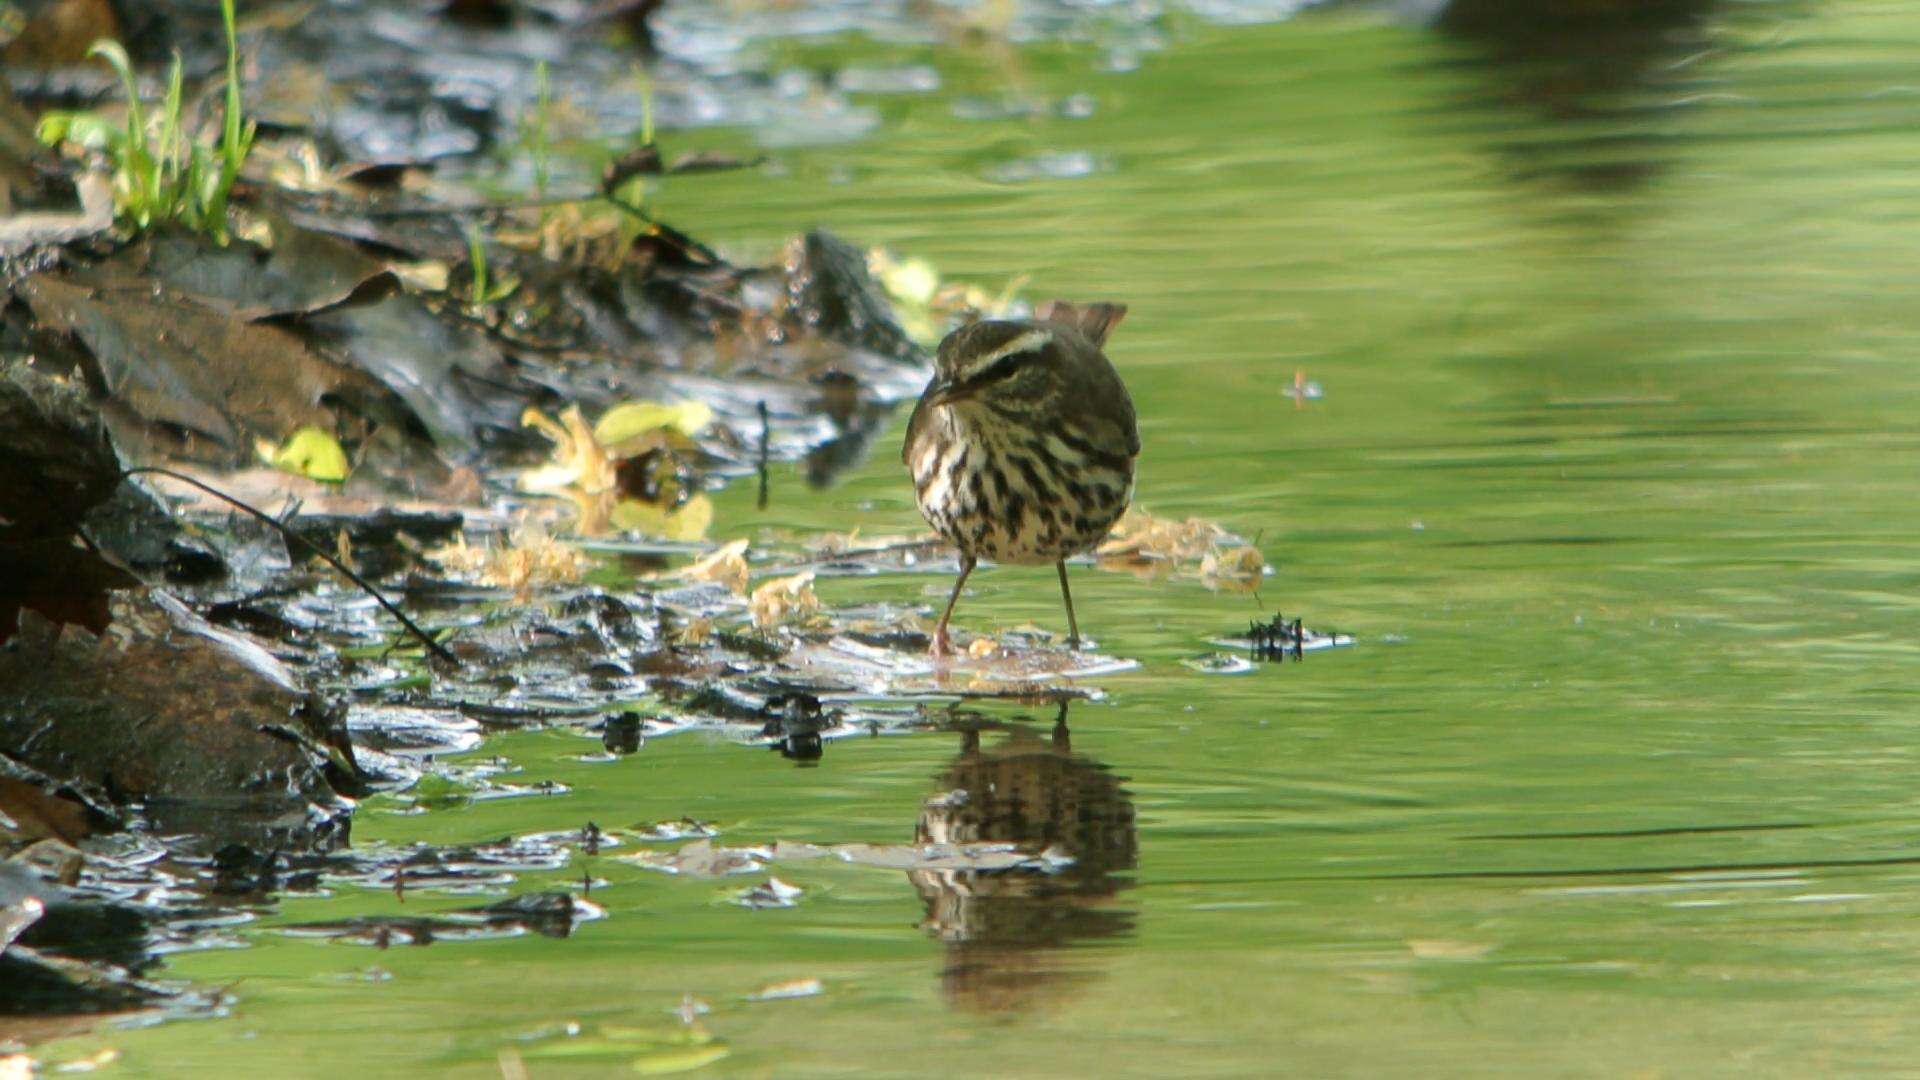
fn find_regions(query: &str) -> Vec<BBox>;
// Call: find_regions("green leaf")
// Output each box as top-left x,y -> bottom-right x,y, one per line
595,400 -> 713,443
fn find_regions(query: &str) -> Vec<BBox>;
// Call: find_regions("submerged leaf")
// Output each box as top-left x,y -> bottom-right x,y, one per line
610,495 -> 713,542
631,1044 -> 729,1075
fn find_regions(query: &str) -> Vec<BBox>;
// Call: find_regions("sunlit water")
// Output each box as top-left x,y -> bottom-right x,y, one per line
82,2 -> 1920,1074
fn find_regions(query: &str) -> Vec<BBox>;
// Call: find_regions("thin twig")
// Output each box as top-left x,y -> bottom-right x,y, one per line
756,400 -> 771,511
122,466 -> 459,665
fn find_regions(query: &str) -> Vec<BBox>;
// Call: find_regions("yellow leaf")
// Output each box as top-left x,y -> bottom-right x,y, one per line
391,260 -> 450,291
871,249 -> 940,307
519,405 -> 615,494
595,400 -> 713,445
257,425 -> 350,483
611,494 -> 713,541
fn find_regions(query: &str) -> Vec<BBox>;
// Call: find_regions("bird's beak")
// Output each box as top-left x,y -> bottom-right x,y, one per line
925,377 -> 976,407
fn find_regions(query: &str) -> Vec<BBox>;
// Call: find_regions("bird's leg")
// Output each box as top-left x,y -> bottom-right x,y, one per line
931,556 -> 976,658
1057,560 -> 1081,649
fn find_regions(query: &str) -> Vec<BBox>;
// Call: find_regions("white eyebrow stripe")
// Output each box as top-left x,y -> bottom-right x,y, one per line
967,328 -> 1053,373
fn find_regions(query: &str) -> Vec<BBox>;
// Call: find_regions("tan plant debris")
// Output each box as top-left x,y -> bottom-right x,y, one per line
1097,508 -> 1227,562
1199,543 -> 1267,585
749,572 -> 820,628
682,539 -> 750,595
427,525 -> 584,596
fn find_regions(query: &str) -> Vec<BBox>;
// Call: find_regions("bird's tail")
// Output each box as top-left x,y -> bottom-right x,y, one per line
1039,300 -> 1128,347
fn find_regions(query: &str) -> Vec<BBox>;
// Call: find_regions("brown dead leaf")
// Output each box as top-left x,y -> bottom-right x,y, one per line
20,273 -> 370,454
0,777 -> 96,846
0,538 -> 139,648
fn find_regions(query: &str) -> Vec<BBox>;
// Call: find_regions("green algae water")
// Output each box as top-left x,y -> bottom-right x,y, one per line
70,2 -> 1920,1074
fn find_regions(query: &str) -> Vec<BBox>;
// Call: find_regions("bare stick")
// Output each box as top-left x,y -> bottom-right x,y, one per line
121,466 -> 459,665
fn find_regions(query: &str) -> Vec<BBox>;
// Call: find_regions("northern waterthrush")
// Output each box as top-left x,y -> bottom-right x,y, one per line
903,300 -> 1139,656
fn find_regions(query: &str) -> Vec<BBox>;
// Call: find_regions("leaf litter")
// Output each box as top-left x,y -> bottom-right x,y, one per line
0,0 -> 1356,1043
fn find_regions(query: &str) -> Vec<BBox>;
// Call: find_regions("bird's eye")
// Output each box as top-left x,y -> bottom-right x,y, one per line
956,328 -> 1051,387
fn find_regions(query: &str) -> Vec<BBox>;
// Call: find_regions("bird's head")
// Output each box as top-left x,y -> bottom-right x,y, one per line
926,320 -> 1059,410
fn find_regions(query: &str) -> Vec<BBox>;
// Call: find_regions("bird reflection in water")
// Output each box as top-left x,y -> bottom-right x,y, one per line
910,701 -> 1137,1013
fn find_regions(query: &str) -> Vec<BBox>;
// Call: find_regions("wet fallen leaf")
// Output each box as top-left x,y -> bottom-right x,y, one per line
749,572 -> 820,628
19,273 -> 370,454
680,540 -> 749,595
132,221 -> 391,321
0,777 -> 97,846
258,425 -> 351,483
966,637 -> 998,660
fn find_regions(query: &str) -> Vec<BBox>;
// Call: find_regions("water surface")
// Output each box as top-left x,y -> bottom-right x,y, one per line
86,3 -> 1920,1074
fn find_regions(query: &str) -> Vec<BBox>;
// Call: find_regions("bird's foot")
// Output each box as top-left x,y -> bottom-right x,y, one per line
930,626 -> 954,658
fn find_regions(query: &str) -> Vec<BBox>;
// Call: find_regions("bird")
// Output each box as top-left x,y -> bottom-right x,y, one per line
902,300 -> 1139,657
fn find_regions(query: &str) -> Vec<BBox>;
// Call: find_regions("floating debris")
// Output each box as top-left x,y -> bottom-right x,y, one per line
280,892 -> 605,947
1181,653 -> 1258,675
1213,613 -> 1355,661
743,977 -> 824,1002
730,876 -> 804,910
